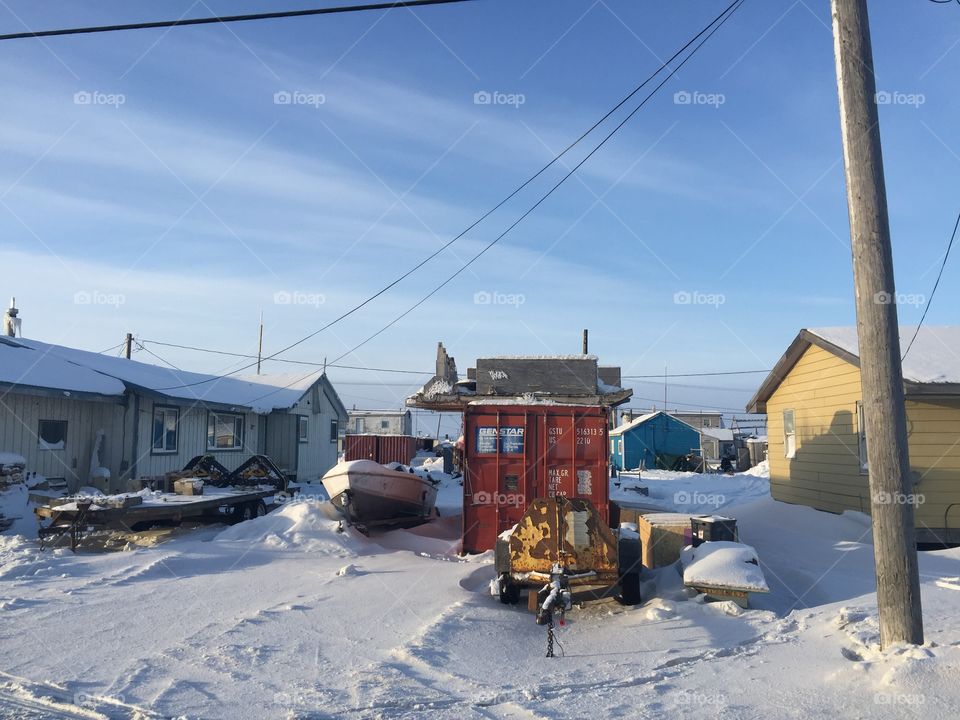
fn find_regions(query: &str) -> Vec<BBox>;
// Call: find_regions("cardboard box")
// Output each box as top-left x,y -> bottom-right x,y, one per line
637,513 -> 702,569
174,479 -> 204,496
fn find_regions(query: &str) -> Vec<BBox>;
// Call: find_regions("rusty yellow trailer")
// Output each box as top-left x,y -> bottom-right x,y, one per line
493,496 -> 642,610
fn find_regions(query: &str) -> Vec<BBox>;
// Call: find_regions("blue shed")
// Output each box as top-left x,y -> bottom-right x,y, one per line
610,411 -> 701,471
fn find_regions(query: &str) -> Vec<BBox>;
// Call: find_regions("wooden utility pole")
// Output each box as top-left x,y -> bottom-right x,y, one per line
124,332 -> 132,359
831,0 -> 923,647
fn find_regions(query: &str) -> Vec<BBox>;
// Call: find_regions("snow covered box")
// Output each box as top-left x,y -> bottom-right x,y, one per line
680,541 -> 769,608
637,513 -> 702,569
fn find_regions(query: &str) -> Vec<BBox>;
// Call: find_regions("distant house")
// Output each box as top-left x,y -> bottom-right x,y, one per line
610,411 -> 701,471
347,409 -> 413,436
669,411 -> 725,430
747,327 -> 960,545
0,336 -> 347,492
699,427 -> 737,464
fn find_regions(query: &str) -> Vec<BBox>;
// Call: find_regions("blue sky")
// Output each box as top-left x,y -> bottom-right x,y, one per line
0,0 -> 958,423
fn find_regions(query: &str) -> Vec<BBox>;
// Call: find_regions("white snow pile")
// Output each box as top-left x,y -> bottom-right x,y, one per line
613,468 -> 770,513
215,500 -> 361,555
742,459 -> 769,477
680,541 -> 770,592
0,452 -> 26,467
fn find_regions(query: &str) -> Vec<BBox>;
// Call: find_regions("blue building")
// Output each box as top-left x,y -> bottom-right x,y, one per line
610,411 -> 701,471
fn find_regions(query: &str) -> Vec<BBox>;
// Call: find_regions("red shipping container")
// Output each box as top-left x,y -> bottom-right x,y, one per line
462,404 -> 611,553
344,434 -> 417,466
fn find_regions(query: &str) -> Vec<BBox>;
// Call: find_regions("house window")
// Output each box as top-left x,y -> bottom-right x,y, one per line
783,409 -> 797,459
354,418 -> 363,433
380,419 -> 390,430
298,416 -> 309,444
856,401 -> 868,472
152,406 -> 179,453
330,419 -> 339,443
207,412 -> 244,450
38,419 -> 67,450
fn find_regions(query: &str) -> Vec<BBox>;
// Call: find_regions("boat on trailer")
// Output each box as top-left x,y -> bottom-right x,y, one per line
321,459 -> 439,528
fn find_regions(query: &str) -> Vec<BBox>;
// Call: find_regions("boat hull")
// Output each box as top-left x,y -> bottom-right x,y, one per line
321,460 -> 438,525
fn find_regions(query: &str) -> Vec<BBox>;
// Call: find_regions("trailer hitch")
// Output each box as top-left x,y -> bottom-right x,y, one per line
536,565 -> 572,657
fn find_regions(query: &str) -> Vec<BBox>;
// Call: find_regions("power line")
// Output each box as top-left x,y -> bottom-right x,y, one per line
153,0 -> 745,393
622,369 -> 769,378
0,0 -> 479,41
313,0 -> 747,373
233,0 -> 748,409
141,339 -> 432,375
625,398 -> 761,413
901,210 -> 958,362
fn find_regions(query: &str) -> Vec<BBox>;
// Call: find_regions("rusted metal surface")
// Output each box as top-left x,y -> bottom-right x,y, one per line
343,434 -> 416,465
463,404 -> 612,553
507,497 -> 618,580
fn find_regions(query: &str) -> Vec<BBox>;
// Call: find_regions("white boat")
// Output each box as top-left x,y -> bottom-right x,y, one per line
321,459 -> 438,526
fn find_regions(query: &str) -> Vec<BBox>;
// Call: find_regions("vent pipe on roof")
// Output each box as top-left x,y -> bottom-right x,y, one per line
3,298 -> 20,337
582,328 -> 588,355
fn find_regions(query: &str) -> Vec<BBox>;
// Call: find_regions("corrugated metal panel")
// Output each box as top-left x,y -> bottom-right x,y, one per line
0,393 -> 125,491
462,404 -> 611,553
343,434 -> 416,465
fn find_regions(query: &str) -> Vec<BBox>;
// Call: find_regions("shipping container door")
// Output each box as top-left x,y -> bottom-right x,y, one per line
462,410 -> 533,553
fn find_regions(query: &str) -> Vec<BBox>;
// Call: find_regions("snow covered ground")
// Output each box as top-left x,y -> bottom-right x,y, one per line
1,467 -> 959,719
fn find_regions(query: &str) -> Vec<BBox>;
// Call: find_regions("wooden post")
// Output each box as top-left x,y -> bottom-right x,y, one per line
831,0 -> 923,647
257,311 -> 264,375
124,332 -> 132,359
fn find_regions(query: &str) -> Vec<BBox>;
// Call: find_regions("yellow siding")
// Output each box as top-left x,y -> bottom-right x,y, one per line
767,343 -> 960,538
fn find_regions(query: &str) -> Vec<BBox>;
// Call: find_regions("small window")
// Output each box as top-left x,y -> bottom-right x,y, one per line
38,419 -> 67,450
783,409 -> 796,459
298,415 -> 309,443
354,418 -> 363,433
207,412 -> 244,450
856,401 -> 868,472
330,419 -> 339,443
380,419 -> 390,430
152,406 -> 179,453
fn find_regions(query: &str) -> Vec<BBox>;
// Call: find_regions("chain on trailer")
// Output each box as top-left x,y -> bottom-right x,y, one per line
535,564 -> 572,658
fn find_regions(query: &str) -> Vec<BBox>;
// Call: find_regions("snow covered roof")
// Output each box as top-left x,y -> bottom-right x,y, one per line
0,336 -> 341,414
700,427 -> 735,442
747,326 -> 960,412
0,336 -> 126,397
808,326 -> 960,384
611,411 -> 700,435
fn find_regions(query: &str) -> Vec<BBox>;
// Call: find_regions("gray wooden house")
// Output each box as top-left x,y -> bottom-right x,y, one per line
0,336 -> 347,492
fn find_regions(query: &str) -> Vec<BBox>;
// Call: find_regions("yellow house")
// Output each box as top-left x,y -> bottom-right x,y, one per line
747,327 -> 960,546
